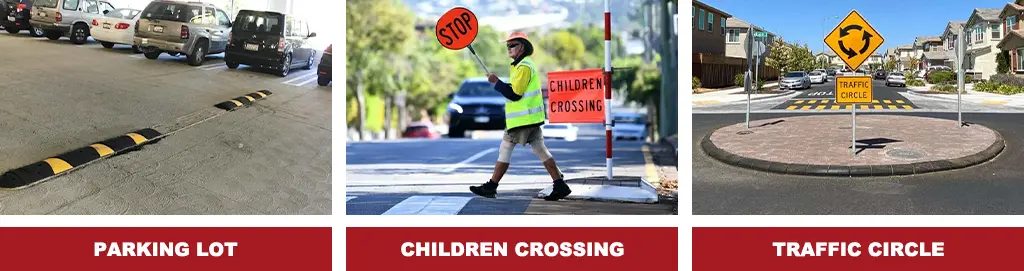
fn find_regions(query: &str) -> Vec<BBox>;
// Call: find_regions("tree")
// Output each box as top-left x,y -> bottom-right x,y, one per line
346,0 -> 414,140
765,37 -> 793,73
788,43 -> 815,72
539,30 -> 587,70
884,58 -> 897,71
997,50 -> 1010,74
907,57 -> 921,78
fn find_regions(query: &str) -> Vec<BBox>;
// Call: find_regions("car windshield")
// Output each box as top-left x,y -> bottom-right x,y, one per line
235,11 -> 285,34
456,81 -> 501,97
106,8 -> 140,19
34,0 -> 57,8
613,116 -> 644,124
890,72 -> 903,76
809,72 -> 821,76
141,2 -> 201,23
785,72 -> 805,78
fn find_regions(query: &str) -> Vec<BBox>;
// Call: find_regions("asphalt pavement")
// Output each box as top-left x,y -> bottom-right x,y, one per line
0,32 -> 331,214
346,126 -> 674,215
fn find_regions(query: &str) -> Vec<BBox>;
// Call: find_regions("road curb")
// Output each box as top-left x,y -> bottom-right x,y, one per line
0,128 -> 163,190
700,129 -> 1005,177
692,89 -> 795,105
214,90 -> 274,111
537,176 -> 659,203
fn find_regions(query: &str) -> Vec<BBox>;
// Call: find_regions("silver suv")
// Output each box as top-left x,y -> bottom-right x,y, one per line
29,0 -> 116,44
134,1 -> 232,66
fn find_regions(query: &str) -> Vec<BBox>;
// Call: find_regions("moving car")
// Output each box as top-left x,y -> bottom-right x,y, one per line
402,122 -> 440,139
779,71 -> 811,90
873,69 -> 887,80
812,69 -> 828,82
611,112 -> 647,141
826,69 -> 836,78
541,123 -> 578,142
89,8 -> 140,52
29,0 -> 116,44
3,0 -> 44,36
446,77 -> 507,138
224,9 -> 317,77
318,44 -> 331,86
134,1 -> 232,66
885,72 -> 906,87
808,71 -> 826,84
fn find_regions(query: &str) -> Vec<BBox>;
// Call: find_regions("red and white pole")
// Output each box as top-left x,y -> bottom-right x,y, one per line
603,0 -> 613,180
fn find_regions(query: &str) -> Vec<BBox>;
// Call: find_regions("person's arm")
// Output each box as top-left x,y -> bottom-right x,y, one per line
494,66 -> 532,101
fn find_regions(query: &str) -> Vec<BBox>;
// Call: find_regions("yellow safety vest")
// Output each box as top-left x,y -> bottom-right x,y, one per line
504,56 -> 546,130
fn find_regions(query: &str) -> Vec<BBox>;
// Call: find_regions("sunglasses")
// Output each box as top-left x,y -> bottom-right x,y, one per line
506,43 -> 520,49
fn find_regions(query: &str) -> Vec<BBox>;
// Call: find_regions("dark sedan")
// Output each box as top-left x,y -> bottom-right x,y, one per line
1,0 -> 43,36
318,44 -> 331,86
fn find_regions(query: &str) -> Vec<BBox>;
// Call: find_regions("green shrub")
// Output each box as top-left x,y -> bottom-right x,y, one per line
906,79 -> 926,86
692,76 -> 701,90
996,84 -> 1022,94
927,70 -> 955,84
734,73 -> 744,87
930,84 -> 957,92
988,74 -> 1024,86
975,81 -> 1001,92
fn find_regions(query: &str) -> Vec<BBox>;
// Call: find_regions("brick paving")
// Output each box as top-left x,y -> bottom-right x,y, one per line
708,115 -> 1000,166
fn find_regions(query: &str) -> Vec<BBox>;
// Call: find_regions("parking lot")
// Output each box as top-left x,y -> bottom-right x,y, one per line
0,31 -> 331,215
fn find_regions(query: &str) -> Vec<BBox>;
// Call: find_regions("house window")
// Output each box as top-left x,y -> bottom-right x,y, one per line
1010,16 -> 1018,31
707,13 -> 713,32
992,24 -> 1001,39
692,6 -> 695,29
727,29 -> 740,43
967,28 -> 972,44
698,9 -> 704,30
1018,48 -> 1024,71
975,24 -> 984,43
721,18 -> 726,35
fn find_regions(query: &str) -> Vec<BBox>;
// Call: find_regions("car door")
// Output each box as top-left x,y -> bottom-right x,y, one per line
60,0 -> 82,24
294,18 -> 311,64
81,0 -> 101,22
211,8 -> 231,52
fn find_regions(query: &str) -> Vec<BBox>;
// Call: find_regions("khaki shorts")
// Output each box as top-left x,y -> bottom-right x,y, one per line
503,126 -> 543,146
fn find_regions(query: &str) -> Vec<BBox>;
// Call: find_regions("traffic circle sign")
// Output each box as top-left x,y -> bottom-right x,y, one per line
824,10 -> 884,70
835,76 -> 873,104
435,7 -> 479,50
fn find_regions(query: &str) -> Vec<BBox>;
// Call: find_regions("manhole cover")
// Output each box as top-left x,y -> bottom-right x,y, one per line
737,131 -> 753,135
886,148 -> 927,160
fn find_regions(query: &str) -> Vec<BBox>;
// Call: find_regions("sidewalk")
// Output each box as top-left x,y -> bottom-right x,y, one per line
906,83 -> 1024,108
692,82 -> 795,106
651,135 -> 678,215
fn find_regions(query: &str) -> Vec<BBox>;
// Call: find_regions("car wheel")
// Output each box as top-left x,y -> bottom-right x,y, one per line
101,41 -> 114,48
277,53 -> 292,77
5,27 -> 17,34
131,45 -> 142,54
226,61 -> 239,69
187,40 -> 207,66
318,75 -> 330,86
44,30 -> 60,40
303,53 -> 314,70
31,27 -> 43,37
144,51 -> 161,59
70,24 -> 88,44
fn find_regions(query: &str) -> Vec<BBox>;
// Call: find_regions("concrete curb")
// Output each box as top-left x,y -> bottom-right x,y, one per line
214,90 -> 274,111
693,89 -> 796,105
537,177 -> 659,204
0,128 -> 163,190
700,129 -> 1005,177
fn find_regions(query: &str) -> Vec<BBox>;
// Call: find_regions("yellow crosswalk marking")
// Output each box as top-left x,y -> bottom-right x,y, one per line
801,105 -> 811,110
896,100 -> 905,104
903,105 -> 913,109
795,100 -> 804,104
887,105 -> 897,109
816,105 -> 825,110
831,105 -> 840,110
809,100 -> 817,104
873,100 -> 879,104
874,105 -> 882,109
860,105 -> 869,109
787,106 -> 797,110
884,100 -> 892,104
845,105 -> 853,110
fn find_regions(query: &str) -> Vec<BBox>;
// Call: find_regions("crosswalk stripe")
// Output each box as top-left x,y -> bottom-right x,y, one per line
884,100 -> 892,104
382,196 -> 472,215
874,105 -> 882,109
801,105 -> 811,110
831,105 -> 839,110
903,105 -> 913,109
896,100 -> 905,104
872,100 -> 879,104
809,100 -> 817,104
816,105 -> 825,110
860,105 -> 868,109
888,105 -> 897,109
786,106 -> 797,110
795,100 -> 804,104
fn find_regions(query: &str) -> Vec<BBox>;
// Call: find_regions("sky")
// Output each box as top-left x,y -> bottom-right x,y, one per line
702,0 -> 1011,54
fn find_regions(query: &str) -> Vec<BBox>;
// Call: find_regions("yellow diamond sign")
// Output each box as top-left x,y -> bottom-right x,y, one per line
824,10 -> 884,70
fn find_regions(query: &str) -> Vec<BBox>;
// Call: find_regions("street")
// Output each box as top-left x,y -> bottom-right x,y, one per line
346,125 -> 675,215
692,76 -> 1024,215
0,32 -> 331,215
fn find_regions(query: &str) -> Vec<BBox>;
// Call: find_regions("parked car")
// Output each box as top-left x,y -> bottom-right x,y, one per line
873,69 -> 887,80
29,0 -> 116,44
3,0 -> 44,36
808,71 -> 826,84
541,123 -> 579,141
89,8 -> 140,52
611,113 -> 648,141
826,69 -> 836,78
885,72 -> 906,87
224,9 -> 317,77
318,44 -> 331,86
134,1 -> 232,66
402,122 -> 440,139
446,77 -> 508,138
779,71 -> 811,90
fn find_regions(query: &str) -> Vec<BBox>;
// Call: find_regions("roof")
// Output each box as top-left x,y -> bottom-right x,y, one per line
897,45 -> 914,50
969,8 -> 1001,23
724,18 -> 776,36
923,51 -> 949,60
944,21 -> 967,36
915,36 -> 941,46
692,0 -> 732,18
999,3 -> 1024,18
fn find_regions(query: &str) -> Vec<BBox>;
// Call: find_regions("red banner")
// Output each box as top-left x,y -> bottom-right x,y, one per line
0,227 -> 331,270
693,227 -> 1024,270
348,227 -> 676,270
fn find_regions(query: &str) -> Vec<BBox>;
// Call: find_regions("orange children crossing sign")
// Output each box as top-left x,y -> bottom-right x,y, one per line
824,10 -> 884,70
546,69 -> 606,123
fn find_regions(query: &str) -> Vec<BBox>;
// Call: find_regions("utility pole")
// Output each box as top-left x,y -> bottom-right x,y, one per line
658,0 -> 676,140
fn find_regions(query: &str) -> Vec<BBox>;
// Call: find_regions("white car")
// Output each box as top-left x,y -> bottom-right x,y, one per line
90,8 -> 141,52
808,71 -> 826,84
541,123 -> 578,141
885,72 -> 906,87
812,69 -> 828,82
611,113 -> 648,141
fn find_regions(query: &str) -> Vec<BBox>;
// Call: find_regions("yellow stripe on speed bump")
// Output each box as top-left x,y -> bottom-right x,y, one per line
873,100 -> 879,104
787,106 -> 797,110
809,100 -> 817,104
884,100 -> 892,104
816,105 -> 825,110
903,105 -> 913,109
795,100 -> 804,104
43,158 -> 73,174
874,105 -> 882,109
231,100 -> 243,107
801,105 -> 811,110
126,133 -> 148,144
90,144 -> 114,157
244,96 -> 256,102
255,92 -> 268,98
896,100 -> 905,104
860,105 -> 869,109
831,105 -> 840,110
888,105 -> 897,109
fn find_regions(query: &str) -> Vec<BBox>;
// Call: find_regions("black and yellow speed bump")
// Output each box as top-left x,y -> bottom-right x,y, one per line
214,90 -> 274,111
772,99 -> 920,110
0,128 -> 162,190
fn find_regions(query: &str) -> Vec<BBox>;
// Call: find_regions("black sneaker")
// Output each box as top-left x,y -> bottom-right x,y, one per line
544,179 -> 572,201
470,181 -> 498,198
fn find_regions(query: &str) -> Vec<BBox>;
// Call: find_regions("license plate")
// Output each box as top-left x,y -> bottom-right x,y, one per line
103,23 -> 111,29
474,116 -> 490,123
245,43 -> 259,51
140,38 -> 148,44
7,16 -> 13,22
153,26 -> 163,33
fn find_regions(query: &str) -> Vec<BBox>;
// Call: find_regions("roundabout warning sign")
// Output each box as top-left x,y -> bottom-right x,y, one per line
824,10 -> 884,70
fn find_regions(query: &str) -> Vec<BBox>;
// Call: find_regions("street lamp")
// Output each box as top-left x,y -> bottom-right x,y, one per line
822,15 -> 838,68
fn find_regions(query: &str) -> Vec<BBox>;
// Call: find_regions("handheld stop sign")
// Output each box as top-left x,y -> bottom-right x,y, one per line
435,7 -> 489,74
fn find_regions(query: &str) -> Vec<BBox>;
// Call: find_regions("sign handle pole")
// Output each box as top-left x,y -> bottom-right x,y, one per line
957,27 -> 965,128
852,104 -> 856,156
745,25 -> 753,129
603,0 -> 613,180
466,44 -> 490,75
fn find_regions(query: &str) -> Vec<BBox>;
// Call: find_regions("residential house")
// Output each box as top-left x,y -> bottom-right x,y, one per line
940,21 -> 967,68
867,53 -> 884,69
894,45 -> 916,70
914,36 -> 943,70
692,0 -> 732,55
997,1 -> 1024,75
815,51 -> 846,68
963,8 -> 1003,80
724,17 -> 776,58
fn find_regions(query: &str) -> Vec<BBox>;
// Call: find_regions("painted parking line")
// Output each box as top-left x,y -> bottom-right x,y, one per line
198,63 -> 226,71
381,196 -> 473,215
282,72 -> 318,86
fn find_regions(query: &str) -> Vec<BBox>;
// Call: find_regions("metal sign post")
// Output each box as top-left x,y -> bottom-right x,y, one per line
603,0 -> 612,180
852,104 -> 856,155
745,24 -> 753,129
957,27 -> 965,127
835,76 -> 872,156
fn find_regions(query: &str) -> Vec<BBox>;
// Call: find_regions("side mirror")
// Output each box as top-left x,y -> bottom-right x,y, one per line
103,10 -> 109,14
308,32 -> 317,38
